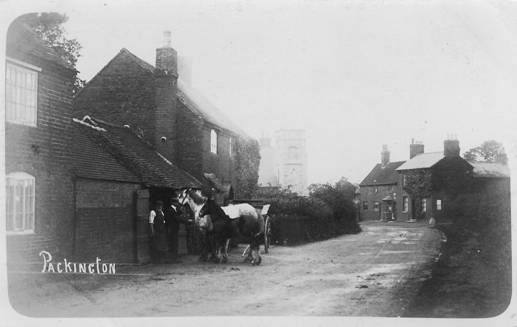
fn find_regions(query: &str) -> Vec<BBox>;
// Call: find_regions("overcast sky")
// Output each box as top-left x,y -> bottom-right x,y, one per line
50,0 -> 517,184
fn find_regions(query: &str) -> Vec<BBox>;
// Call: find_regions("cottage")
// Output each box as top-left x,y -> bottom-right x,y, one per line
360,138 -> 475,222
74,31 -> 258,203
359,145 -> 406,221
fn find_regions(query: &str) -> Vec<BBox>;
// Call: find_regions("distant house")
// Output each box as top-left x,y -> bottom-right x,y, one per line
360,139 -> 476,222
74,32 -> 257,202
395,139 -> 474,222
359,145 -> 407,221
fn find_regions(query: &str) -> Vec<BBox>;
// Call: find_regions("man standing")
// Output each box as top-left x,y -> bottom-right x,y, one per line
149,200 -> 168,263
165,191 -> 190,262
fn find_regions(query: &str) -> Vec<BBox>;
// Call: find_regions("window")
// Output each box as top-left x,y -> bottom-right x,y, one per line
6,61 -> 38,126
403,196 -> 409,212
373,201 -> 380,212
403,175 -> 407,187
421,198 -> 427,212
362,201 -> 368,210
228,136 -> 232,156
288,146 -> 299,161
6,172 -> 35,233
374,187 -> 378,193
436,199 -> 442,211
210,129 -> 218,154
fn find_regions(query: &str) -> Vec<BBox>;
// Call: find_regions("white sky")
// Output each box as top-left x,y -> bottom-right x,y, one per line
49,0 -> 517,184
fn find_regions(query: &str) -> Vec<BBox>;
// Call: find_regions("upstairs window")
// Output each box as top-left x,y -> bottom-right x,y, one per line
210,129 -> 218,154
6,172 -> 35,233
362,201 -> 368,210
6,61 -> 39,126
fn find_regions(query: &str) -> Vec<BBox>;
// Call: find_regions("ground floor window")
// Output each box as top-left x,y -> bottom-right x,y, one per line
362,201 -> 368,210
6,172 -> 35,233
403,196 -> 409,212
436,199 -> 442,211
373,201 -> 380,212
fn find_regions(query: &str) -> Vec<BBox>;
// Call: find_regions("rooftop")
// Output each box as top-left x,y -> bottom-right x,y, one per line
395,152 -> 444,171
360,161 -> 405,186
72,116 -> 203,189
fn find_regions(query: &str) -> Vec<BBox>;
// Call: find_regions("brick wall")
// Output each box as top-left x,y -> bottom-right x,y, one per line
201,125 -> 234,185
6,50 -> 76,264
73,50 -> 158,146
173,101 -> 204,178
75,179 -> 140,263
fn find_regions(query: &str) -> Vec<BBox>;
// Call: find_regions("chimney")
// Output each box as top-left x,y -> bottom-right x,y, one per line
156,31 -> 177,75
444,135 -> 460,157
154,30 -> 178,161
381,144 -> 390,167
409,139 -> 425,159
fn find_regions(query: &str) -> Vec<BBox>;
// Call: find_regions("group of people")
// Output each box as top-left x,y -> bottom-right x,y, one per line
148,191 -> 191,263
148,189 -> 222,264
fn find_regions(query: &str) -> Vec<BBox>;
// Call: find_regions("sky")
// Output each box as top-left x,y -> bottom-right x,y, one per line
29,0 -> 517,184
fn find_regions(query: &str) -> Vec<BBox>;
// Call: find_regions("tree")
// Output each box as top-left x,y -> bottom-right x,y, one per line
463,140 -> 508,164
15,12 -> 85,94
234,137 -> 261,199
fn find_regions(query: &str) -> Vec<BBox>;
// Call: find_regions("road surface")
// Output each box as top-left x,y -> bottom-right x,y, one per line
7,221 -> 442,316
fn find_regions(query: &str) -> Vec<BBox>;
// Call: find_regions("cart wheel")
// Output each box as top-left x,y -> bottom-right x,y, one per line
264,216 -> 272,254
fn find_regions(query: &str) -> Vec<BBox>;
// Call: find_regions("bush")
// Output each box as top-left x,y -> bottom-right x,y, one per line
254,184 -> 360,245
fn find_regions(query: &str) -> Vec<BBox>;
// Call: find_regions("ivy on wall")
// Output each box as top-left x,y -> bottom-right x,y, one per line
233,137 -> 261,199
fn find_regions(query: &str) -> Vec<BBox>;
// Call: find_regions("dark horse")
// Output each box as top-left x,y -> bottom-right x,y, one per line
179,188 -> 264,265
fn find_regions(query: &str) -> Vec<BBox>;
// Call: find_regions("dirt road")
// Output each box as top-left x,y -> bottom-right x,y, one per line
8,221 -> 442,316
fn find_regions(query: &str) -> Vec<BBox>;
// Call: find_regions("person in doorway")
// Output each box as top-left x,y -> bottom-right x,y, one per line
149,200 -> 168,263
165,191 -> 192,262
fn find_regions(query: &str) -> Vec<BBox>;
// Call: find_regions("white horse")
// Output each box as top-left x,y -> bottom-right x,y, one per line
178,188 -> 263,265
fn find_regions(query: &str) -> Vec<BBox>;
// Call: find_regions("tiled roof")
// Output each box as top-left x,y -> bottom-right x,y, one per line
7,22 -> 74,70
395,152 -> 444,171
114,48 -> 248,138
360,161 -> 405,186
72,116 -> 203,189
471,162 -> 510,178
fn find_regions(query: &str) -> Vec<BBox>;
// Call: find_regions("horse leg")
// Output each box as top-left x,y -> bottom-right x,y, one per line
221,239 -> 230,264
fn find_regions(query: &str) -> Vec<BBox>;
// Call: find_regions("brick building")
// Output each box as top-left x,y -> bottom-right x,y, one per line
74,32 -> 254,202
360,139 -> 478,222
5,21 -> 78,264
5,22 -> 202,265
358,145 -> 407,221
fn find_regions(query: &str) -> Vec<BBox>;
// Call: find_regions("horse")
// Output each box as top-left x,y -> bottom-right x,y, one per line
178,188 -> 264,265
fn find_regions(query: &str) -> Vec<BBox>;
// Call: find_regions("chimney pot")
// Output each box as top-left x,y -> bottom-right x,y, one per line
410,140 -> 425,159
163,30 -> 172,48
381,144 -> 390,166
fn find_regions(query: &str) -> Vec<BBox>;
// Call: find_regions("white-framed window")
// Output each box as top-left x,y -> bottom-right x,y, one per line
436,199 -> 442,211
5,61 -> 38,126
402,196 -> 409,212
210,129 -> 218,154
421,198 -> 427,213
6,172 -> 35,234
